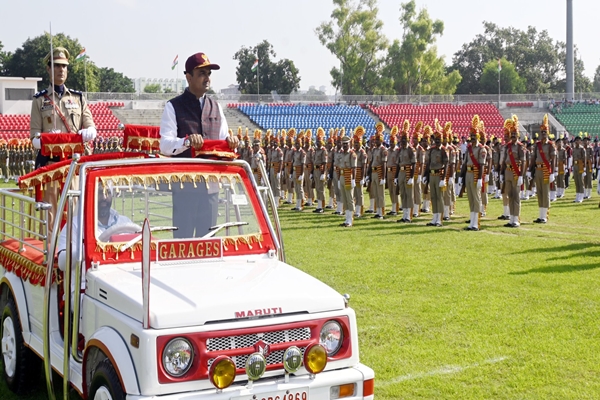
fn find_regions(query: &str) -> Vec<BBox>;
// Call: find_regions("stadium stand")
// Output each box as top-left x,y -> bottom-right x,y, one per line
231,103 -> 377,138
551,103 -> 600,139
369,103 -> 506,138
0,101 -> 124,140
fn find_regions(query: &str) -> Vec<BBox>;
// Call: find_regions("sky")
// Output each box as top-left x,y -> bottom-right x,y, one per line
1,0 -> 598,94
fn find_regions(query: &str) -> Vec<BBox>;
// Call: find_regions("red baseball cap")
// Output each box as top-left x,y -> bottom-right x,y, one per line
184,52 -> 220,74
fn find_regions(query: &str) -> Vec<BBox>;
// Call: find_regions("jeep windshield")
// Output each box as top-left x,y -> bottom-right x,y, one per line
83,160 -> 276,264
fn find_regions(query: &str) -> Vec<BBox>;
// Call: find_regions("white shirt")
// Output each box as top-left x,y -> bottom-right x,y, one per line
159,95 -> 229,156
57,209 -> 133,263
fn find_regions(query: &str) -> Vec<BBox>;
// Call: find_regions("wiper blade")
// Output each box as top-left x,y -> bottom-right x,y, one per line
201,221 -> 248,238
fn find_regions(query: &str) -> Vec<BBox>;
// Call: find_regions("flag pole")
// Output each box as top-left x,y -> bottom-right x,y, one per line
49,23 -> 57,132
257,59 -> 260,102
498,58 -> 501,109
84,56 -> 88,97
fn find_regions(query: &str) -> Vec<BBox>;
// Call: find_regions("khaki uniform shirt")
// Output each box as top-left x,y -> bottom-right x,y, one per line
30,85 -> 95,137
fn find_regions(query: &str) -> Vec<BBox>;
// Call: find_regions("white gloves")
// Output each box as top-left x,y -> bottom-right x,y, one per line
477,179 -> 482,189
582,171 -> 587,178
526,171 -> 532,179
484,175 -> 489,183
448,177 -> 454,186
458,177 -> 463,186
32,137 -> 42,150
493,172 -> 498,181
517,176 -> 523,186
549,173 -> 555,183
320,174 -> 326,182
417,176 -> 422,184
360,179 -> 365,186
297,174 -> 304,182
276,172 -> 281,179
379,179 -> 386,185
500,174 -> 504,184
394,178 -> 398,186
337,181 -> 341,190
407,178 -> 414,186
351,179 -> 356,188
309,174 -> 313,180
439,179 -> 446,188
422,177 -> 428,185
79,126 -> 97,142
289,174 -> 293,180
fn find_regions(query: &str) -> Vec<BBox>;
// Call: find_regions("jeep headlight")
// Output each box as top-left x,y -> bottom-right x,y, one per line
162,338 -> 193,377
320,320 -> 343,356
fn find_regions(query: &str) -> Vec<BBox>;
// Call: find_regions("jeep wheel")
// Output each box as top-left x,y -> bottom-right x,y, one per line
90,358 -> 125,400
1,297 -> 40,394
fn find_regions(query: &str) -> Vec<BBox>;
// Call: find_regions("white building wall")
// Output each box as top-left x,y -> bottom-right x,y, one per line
0,77 -> 42,114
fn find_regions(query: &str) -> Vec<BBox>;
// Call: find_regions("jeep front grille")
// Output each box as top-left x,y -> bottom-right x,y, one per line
206,327 -> 311,370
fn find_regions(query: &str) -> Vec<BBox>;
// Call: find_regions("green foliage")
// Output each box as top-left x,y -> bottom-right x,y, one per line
143,83 -> 162,93
3,33 -> 99,91
234,40 -> 300,95
2,34 -> 134,93
316,0 -> 390,95
0,40 -> 11,75
480,58 -> 525,94
383,1 -> 460,96
97,67 -> 134,93
451,22 -> 589,94
594,65 -> 600,92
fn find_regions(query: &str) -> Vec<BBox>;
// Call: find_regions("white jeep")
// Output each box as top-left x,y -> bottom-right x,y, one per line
0,146 -> 374,399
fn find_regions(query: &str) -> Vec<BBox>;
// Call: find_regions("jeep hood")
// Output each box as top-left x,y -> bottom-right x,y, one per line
86,259 -> 345,329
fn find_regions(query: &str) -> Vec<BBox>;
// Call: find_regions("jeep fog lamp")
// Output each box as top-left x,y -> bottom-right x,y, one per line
320,320 -> 343,356
162,338 -> 193,377
282,346 -> 303,373
209,356 -> 236,389
245,352 -> 267,380
303,343 -> 327,374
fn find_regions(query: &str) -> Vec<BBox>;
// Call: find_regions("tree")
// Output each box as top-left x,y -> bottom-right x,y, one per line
3,33 -> 99,91
143,83 -> 161,93
451,22 -> 568,94
0,41 -> 11,75
382,0 -> 460,96
480,58 -> 525,94
316,0 -> 390,95
234,40 -> 300,95
594,65 -> 600,92
98,67 -> 134,93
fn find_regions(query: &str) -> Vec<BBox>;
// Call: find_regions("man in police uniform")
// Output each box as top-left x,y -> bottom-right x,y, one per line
30,47 -> 96,166
460,115 -> 487,231
338,135 -> 357,227
30,47 -> 97,232
500,119 -> 525,227
312,128 -> 328,213
369,128 -> 387,219
424,124 -> 448,227
529,115 -> 556,223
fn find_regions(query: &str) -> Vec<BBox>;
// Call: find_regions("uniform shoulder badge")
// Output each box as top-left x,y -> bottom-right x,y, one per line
69,89 -> 83,94
33,89 -> 48,98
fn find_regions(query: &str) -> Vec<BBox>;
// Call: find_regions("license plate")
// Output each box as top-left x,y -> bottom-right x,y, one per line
232,388 -> 308,400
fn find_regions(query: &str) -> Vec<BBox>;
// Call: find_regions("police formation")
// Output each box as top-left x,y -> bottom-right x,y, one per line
236,115 -> 600,229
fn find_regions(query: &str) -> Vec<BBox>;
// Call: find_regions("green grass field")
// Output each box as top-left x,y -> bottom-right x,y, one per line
2,182 -> 600,399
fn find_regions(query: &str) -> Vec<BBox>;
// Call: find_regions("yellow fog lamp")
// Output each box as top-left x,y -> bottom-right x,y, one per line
282,346 -> 303,373
303,343 -> 327,374
209,356 -> 236,390
245,352 -> 267,381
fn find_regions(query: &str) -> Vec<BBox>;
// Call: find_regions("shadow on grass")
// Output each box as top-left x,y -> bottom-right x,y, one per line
510,262 -> 600,275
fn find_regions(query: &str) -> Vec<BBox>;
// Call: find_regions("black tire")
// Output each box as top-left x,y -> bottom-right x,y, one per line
1,296 -> 41,394
89,358 -> 125,400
